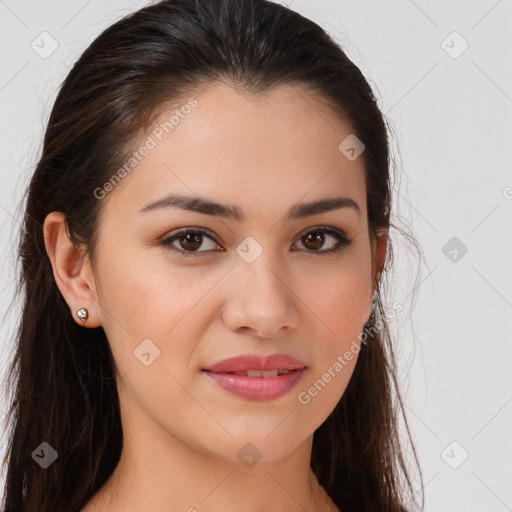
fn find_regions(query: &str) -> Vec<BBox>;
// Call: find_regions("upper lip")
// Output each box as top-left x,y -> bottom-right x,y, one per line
203,353 -> 306,373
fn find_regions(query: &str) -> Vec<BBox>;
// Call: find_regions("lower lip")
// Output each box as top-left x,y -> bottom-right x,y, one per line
203,369 -> 306,401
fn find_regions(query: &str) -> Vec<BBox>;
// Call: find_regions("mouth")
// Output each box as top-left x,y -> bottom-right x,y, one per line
202,354 -> 307,401
202,368 -> 306,401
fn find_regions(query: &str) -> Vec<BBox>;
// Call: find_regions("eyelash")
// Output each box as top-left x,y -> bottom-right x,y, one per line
158,226 -> 352,257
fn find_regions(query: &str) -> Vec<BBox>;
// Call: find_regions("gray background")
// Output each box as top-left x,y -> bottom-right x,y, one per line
1,1 -> 511,510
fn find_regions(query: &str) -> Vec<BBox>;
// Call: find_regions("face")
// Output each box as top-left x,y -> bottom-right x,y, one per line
87,83 -> 378,464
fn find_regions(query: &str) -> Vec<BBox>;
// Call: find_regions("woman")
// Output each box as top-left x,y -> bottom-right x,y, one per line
1,0 -> 423,510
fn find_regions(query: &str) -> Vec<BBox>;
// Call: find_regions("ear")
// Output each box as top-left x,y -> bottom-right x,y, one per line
371,228 -> 388,296
43,211 -> 101,328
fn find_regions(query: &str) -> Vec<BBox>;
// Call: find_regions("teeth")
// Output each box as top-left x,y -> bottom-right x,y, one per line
231,368 -> 291,377
246,370 -> 264,377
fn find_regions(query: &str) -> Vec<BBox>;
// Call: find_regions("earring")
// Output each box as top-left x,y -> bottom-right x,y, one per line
76,307 -> 89,323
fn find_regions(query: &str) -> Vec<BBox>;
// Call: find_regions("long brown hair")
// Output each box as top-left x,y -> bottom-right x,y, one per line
1,1 -> 423,510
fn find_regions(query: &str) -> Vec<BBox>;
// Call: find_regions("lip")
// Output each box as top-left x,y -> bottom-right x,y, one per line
203,353 -> 306,373
202,353 -> 307,402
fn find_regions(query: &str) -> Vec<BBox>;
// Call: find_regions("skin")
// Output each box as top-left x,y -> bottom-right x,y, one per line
44,82 -> 386,512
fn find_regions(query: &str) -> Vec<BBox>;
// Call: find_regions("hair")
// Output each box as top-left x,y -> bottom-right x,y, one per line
1,0 -> 424,511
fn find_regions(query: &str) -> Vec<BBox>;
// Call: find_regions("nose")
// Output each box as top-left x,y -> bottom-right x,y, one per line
221,256 -> 300,339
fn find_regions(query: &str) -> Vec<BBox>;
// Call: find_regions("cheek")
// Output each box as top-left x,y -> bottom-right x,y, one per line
294,251 -> 372,409
93,252 -> 211,441
97,247 -> 208,335
326,284 -> 371,351
94,249 -> 227,382
306,280 -> 369,372
303,250 -> 373,341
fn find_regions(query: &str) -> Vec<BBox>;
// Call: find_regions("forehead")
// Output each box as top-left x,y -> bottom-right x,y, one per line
101,82 -> 367,220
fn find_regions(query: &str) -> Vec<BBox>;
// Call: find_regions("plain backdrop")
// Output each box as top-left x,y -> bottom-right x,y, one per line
0,1 -> 511,510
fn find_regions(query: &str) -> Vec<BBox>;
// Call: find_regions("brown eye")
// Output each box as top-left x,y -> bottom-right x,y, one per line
294,227 -> 351,254
302,231 -> 325,251
178,232 -> 203,251
160,228 -> 222,256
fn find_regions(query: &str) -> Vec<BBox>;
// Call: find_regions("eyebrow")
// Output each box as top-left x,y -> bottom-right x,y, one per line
138,192 -> 360,221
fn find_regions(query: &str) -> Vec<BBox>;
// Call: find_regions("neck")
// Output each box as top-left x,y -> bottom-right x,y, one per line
84,382 -> 339,512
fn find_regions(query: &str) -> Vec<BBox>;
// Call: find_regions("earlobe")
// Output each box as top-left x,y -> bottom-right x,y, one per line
43,211 -> 101,328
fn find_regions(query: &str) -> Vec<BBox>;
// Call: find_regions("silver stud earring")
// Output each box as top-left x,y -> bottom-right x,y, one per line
76,307 -> 89,322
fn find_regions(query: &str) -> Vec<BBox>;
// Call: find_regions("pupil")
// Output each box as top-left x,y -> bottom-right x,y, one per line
305,231 -> 324,250
180,233 -> 201,251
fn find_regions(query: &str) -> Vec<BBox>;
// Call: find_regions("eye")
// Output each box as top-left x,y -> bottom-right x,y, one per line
159,226 -> 351,257
159,228 -> 223,256
292,226 -> 351,254
159,226 -> 352,256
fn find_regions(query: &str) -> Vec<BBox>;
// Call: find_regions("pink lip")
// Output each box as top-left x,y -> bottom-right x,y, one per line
202,353 -> 307,401
203,353 -> 306,373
